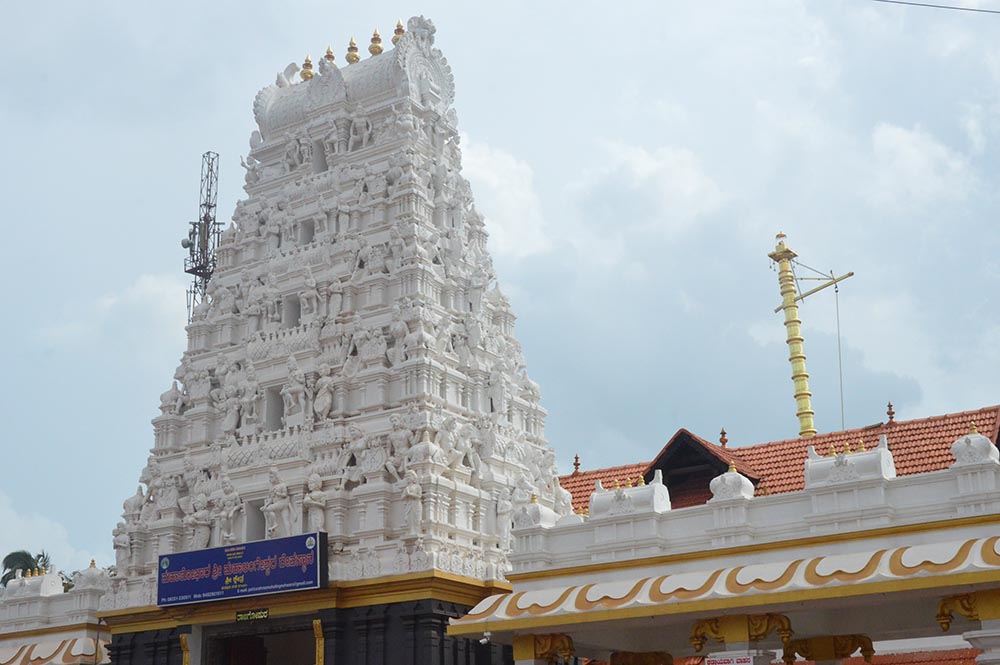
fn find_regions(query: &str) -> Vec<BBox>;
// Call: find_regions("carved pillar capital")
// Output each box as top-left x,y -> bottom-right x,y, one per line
938,589 -> 1000,631
690,613 -> 794,652
513,634 -> 575,664
610,651 -> 673,665
781,634 -> 874,665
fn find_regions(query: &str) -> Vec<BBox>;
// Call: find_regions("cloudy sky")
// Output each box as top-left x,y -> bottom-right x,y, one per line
2,0 -> 999,572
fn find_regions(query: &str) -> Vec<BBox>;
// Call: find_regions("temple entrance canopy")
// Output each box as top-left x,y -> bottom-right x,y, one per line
450,426 -> 1000,664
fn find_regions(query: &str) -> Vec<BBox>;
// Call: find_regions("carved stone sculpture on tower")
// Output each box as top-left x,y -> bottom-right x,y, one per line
262,467 -> 292,539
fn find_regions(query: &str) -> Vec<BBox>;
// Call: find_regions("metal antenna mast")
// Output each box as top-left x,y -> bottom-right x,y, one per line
181,151 -> 220,321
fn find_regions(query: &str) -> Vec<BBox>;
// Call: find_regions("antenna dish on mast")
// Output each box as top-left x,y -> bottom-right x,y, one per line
181,151 -> 221,321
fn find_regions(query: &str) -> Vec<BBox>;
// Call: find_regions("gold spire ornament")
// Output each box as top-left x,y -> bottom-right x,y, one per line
346,37 -> 360,64
769,233 -> 817,438
728,460 -> 737,473
392,19 -> 405,45
300,55 -> 314,80
369,29 -> 383,56
970,421 -> 979,434
638,475 -> 646,486
324,46 -> 335,62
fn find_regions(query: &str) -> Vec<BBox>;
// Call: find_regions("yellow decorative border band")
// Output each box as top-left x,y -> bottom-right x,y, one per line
450,535 -> 1000,634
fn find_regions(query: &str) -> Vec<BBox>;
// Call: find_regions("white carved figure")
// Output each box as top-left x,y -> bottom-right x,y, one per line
302,473 -> 327,533
348,113 -> 373,152
112,522 -> 131,573
311,363 -> 335,420
551,476 -> 573,516
213,478 -> 244,544
262,467 -> 292,539
281,356 -> 307,417
183,494 -> 213,550
122,486 -> 145,524
402,470 -> 423,536
300,269 -> 320,320
495,488 -> 513,550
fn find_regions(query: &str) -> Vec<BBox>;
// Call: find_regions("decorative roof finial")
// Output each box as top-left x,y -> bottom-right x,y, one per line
970,421 -> 979,434
887,401 -> 896,424
857,438 -> 866,451
637,475 -> 646,486
300,55 -> 314,80
828,444 -> 836,456
392,19 -> 405,46
572,454 -> 580,475
844,440 -> 853,454
625,476 -> 633,487
728,460 -> 737,473
530,493 -> 538,504
720,428 -> 728,448
324,46 -> 335,62
89,559 -> 96,568
613,479 -> 620,489
369,28 -> 383,56
346,37 -> 360,64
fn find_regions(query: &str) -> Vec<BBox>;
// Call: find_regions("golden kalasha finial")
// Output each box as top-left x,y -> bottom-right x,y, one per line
40,567 -> 47,576
625,477 -> 633,488
300,55 -> 314,80
970,421 -> 979,434
828,444 -> 836,456
392,19 -> 405,45
844,441 -> 853,454
613,479 -> 620,489
530,493 -> 538,504
346,37 -> 360,64
720,428 -> 728,448
886,401 -> 896,424
369,28 -> 383,56
637,475 -> 646,486
857,438 -> 866,451
728,460 -> 737,473
89,559 -> 96,568
324,46 -> 335,62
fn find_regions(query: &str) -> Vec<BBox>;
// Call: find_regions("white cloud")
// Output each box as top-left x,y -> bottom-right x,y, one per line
0,490 -> 108,574
38,273 -> 188,349
596,141 -> 726,234
460,134 -> 550,260
867,123 -> 974,212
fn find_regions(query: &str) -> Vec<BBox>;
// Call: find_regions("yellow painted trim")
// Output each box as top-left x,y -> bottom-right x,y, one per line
513,635 -> 534,661
99,571 -> 511,635
0,622 -> 102,641
507,513 -> 1000,583
447,568 -> 1000,636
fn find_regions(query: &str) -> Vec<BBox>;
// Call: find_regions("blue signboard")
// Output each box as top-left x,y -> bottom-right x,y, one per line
157,532 -> 328,607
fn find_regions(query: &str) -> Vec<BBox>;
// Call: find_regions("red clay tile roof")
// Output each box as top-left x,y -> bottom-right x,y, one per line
560,405 -> 1000,510
560,463 -> 648,513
